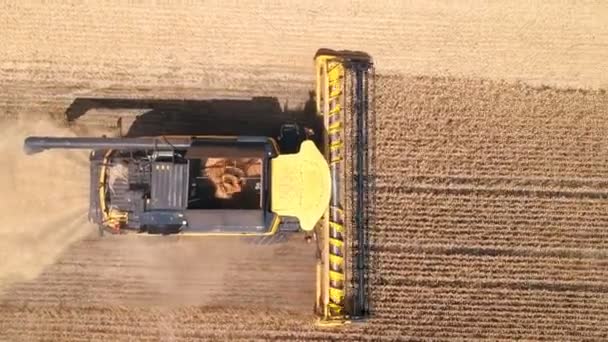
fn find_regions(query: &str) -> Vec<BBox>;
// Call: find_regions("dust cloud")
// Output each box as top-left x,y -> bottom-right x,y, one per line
0,117 -> 93,290
0,118 -> 311,316
104,236 -> 252,307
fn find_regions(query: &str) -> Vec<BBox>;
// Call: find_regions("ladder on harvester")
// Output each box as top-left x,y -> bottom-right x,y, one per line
314,49 -> 374,327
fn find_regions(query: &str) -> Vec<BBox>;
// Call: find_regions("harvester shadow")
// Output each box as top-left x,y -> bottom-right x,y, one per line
65,94 -> 322,145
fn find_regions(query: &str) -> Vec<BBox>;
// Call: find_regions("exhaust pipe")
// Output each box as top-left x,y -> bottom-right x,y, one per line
24,137 -> 191,155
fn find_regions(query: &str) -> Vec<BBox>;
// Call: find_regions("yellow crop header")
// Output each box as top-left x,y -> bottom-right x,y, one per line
314,48 -> 374,326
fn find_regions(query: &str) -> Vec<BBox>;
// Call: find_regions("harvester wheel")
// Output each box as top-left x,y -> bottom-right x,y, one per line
278,216 -> 301,232
277,123 -> 312,154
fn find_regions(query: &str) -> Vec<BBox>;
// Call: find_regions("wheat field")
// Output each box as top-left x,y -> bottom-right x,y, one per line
1,1 -> 607,341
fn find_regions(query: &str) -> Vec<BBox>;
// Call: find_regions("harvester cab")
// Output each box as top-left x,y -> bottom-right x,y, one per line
23,48 -> 374,327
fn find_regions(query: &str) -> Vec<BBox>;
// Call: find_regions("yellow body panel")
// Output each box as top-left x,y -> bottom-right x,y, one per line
270,140 -> 331,231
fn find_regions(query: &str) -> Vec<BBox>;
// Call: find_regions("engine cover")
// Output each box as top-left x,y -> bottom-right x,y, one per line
149,161 -> 189,210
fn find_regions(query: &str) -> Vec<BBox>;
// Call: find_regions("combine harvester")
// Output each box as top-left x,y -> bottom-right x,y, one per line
23,49 -> 374,326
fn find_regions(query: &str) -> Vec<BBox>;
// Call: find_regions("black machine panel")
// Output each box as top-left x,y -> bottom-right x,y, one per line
149,161 -> 190,210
